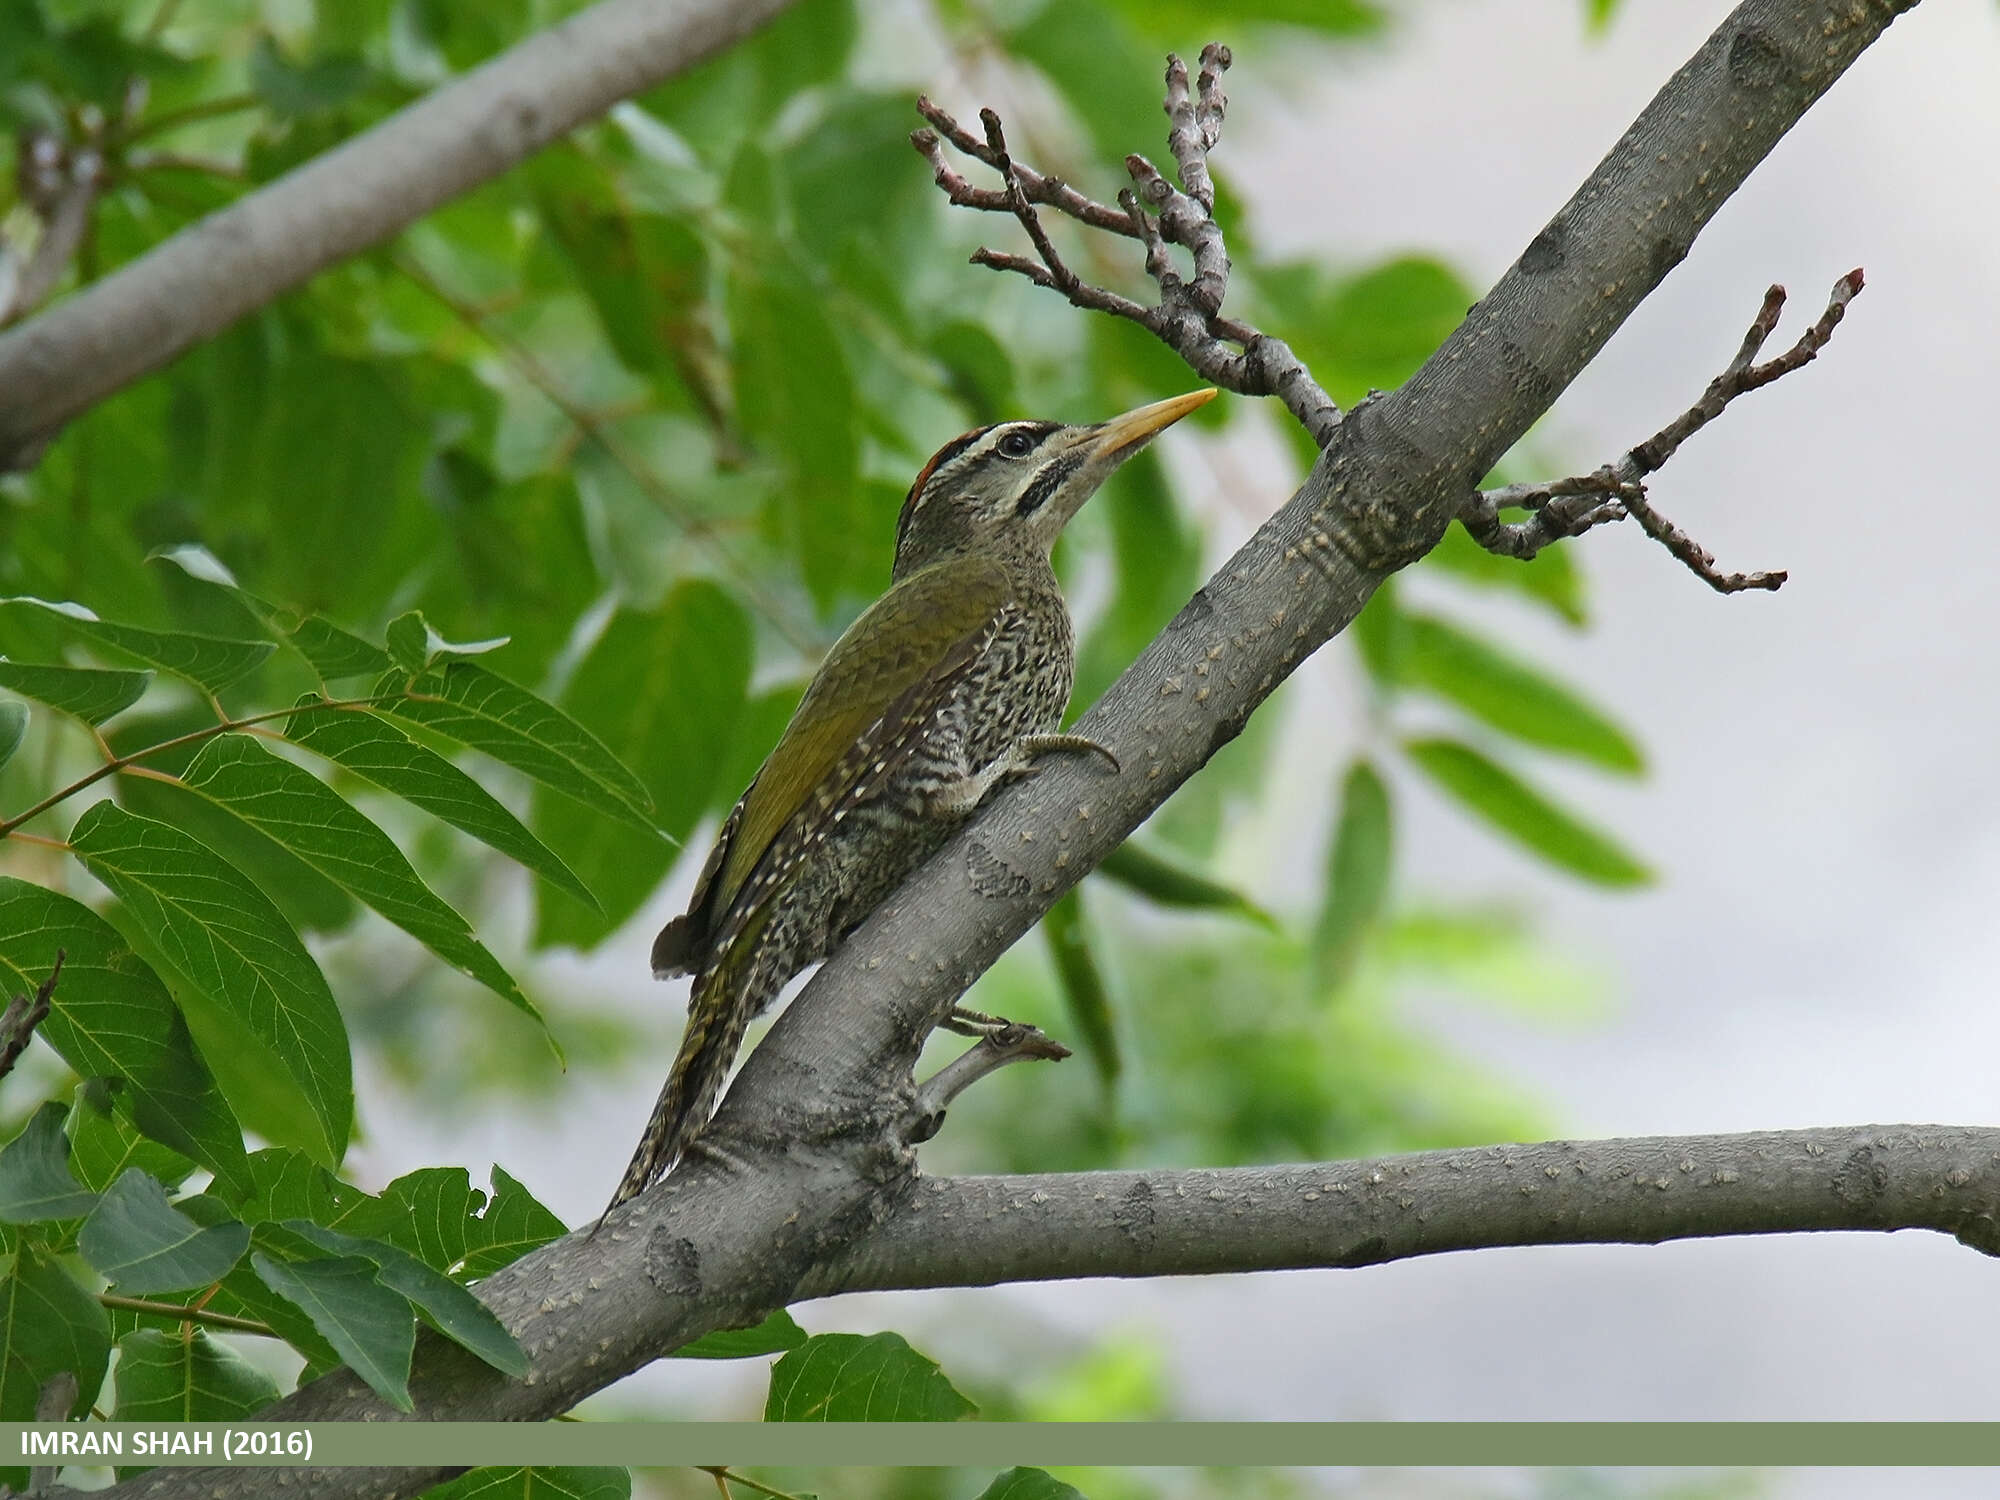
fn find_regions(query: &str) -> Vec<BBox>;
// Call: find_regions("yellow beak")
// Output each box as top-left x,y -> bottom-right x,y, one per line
1087,388 -> 1220,464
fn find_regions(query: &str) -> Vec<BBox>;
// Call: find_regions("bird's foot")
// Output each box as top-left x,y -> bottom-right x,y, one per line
942,1004 -> 1015,1037
1015,732 -> 1121,775
926,733 -> 1118,817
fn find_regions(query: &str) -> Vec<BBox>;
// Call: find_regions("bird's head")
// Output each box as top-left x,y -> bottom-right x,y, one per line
893,388 -> 1218,575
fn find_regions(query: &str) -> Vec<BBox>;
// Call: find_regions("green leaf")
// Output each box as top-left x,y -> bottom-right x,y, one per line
423,1469 -> 632,1500
360,1165 -> 565,1280
385,611 -> 509,674
929,321 -> 1015,426
404,0 -> 533,71
110,1327 -> 279,1424
1398,612 -> 1643,774
0,597 -> 274,695
385,662 -> 660,834
179,734 -> 545,1031
0,657 -> 150,725
248,34 -> 372,117
67,803 -> 353,1167
712,680 -> 806,828
1042,891 -> 1117,1088
1315,255 -> 1476,397
208,1257 -> 339,1370
1073,448 -> 1204,706
0,1243 -> 111,1425
115,771 -> 360,938
424,467 -> 598,687
285,698 -> 596,911
537,181 -> 707,400
0,700 -> 22,768
0,1103 -> 99,1224
147,546 -> 395,679
79,1170 -> 250,1294
0,1104 -> 97,1232
1349,581 -> 1407,685
362,1166 -> 477,1271
385,613 -> 432,674
1379,907 -> 1608,1022
1313,759 -> 1394,989
286,1223 -> 524,1377
673,1308 -> 807,1360
1094,842 -> 1277,929
456,1167 -> 567,1279
250,1251 -> 415,1411
290,617 -> 396,680
533,586 -> 753,949
65,1095 -> 195,1196
1403,738 -> 1653,888
1004,2 -> 1160,162
729,256 -> 860,612
227,1148 -> 375,1226
764,1332 -> 976,1421
644,0 -> 854,150
976,1471 -> 1088,1500
0,879 -> 249,1197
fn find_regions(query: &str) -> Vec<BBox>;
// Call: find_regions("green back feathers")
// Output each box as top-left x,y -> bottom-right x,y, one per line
713,555 -> 1012,921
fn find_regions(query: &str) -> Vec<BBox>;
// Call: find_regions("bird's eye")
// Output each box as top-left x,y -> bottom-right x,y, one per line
998,430 -> 1036,458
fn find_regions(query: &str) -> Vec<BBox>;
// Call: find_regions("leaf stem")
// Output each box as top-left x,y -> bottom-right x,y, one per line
697,1472 -> 812,1500
99,1293 -> 276,1338
0,693 -> 402,837
120,92 -> 262,146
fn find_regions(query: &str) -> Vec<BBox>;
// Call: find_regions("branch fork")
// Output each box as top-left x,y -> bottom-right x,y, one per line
1460,269 -> 1865,592
918,49 -> 1868,599
913,43 -> 1342,446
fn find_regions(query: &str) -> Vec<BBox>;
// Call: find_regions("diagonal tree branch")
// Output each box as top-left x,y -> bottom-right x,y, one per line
96,4 -> 1924,1495
0,0 -> 805,471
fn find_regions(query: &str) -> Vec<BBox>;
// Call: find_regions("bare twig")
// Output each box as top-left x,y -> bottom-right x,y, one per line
0,134 -> 106,330
697,1472 -> 813,1500
907,1022 -> 1071,1144
27,1371 -> 79,1492
915,43 -> 1342,445
1461,270 -> 1864,591
0,952 -> 64,1084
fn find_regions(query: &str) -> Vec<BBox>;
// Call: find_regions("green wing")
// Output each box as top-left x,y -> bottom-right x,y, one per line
684,556 -> 1011,951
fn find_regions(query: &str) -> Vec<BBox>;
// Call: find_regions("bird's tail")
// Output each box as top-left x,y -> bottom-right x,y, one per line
596,945 -> 761,1229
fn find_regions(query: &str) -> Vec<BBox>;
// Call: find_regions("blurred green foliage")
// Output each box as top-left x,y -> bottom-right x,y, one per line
0,0 -> 1649,1442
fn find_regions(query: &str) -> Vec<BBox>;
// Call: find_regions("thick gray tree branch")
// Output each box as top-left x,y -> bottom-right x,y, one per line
0,0 -> 803,470
796,1127 -> 2000,1296
99,4 -> 1923,1496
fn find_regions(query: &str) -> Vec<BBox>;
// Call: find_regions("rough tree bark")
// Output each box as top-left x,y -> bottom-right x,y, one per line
64,1 -> 1962,1495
